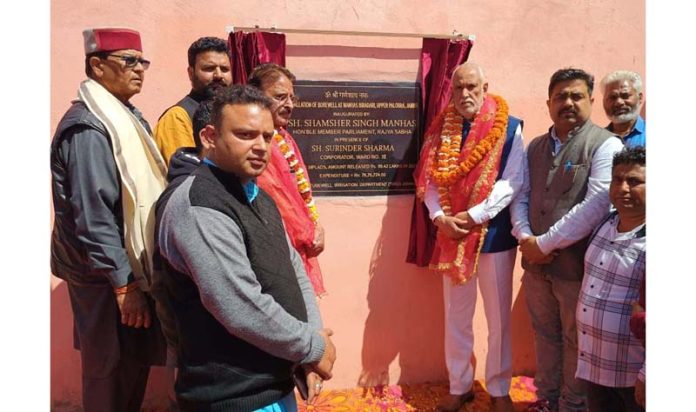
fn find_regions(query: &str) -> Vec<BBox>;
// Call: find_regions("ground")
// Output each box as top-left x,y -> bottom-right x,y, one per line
124,376 -> 537,412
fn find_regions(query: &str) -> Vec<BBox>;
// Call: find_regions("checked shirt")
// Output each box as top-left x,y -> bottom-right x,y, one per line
576,212 -> 645,387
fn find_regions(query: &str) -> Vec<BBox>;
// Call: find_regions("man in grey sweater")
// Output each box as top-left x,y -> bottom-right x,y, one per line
157,85 -> 336,411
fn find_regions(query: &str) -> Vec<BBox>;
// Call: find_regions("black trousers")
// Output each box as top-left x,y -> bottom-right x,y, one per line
585,380 -> 644,412
82,358 -> 150,412
67,282 -> 161,412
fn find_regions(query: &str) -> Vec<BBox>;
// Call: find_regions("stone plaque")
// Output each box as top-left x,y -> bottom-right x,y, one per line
288,81 -> 420,196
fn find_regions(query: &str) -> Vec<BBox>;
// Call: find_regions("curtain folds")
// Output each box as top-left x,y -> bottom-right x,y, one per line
228,31 -> 287,84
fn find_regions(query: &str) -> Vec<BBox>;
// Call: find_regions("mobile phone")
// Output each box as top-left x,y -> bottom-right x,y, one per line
293,367 -> 309,400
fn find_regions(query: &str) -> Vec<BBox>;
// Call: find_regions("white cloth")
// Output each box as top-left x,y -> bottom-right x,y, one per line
510,127 -> 624,254
443,249 -> 516,396
575,215 -> 645,387
78,79 -> 168,289
424,124 -> 525,223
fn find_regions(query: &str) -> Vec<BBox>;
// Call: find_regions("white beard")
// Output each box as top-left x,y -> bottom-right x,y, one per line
609,105 -> 641,124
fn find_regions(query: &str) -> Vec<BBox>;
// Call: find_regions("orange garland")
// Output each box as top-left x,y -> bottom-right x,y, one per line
274,131 -> 320,223
429,94 -> 509,215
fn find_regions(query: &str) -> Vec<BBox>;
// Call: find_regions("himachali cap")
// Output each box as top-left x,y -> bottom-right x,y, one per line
82,28 -> 142,55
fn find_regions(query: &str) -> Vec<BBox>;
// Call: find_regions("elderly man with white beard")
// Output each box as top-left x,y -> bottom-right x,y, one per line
601,70 -> 645,148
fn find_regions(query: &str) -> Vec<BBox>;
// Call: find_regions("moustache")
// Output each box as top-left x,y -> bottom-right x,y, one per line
202,81 -> 227,98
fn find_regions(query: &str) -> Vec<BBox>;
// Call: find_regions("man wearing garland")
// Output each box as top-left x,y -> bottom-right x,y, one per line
414,62 -> 525,412
248,63 -> 327,296
511,68 -> 624,412
154,36 -> 232,165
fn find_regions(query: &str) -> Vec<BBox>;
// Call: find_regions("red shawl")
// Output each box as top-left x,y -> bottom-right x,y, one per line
414,95 -> 509,284
256,129 -> 326,296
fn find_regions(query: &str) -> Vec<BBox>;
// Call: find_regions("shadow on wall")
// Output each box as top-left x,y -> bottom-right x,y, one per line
358,196 -> 538,389
51,278 -> 172,411
510,272 -> 537,377
358,194 -> 448,387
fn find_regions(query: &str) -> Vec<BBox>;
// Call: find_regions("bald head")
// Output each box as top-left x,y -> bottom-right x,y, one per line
451,62 -> 489,120
452,62 -> 486,83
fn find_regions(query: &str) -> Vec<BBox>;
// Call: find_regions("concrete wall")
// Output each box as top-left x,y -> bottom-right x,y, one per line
51,0 -> 644,408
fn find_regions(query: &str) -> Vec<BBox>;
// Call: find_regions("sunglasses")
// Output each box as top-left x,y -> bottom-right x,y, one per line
107,54 -> 151,70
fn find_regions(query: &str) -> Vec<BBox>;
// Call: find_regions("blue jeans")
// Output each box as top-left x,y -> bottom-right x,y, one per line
253,391 -> 298,412
523,270 -> 587,412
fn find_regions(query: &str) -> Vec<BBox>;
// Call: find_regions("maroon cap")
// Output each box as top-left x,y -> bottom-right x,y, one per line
83,28 -> 142,55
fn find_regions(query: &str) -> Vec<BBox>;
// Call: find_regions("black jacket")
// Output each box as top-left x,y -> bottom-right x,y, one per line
50,100 -> 151,287
151,147 -> 201,349
158,164 -> 308,411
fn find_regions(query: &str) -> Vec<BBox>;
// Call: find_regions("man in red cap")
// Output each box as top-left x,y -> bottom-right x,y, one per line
51,28 -> 167,412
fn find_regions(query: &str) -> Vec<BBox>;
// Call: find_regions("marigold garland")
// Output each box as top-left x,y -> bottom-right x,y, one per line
275,131 -> 320,223
429,94 -> 509,215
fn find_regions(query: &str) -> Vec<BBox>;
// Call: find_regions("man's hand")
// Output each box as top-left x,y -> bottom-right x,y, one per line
635,376 -> 645,407
302,366 -> 323,405
519,236 -> 555,264
453,211 -> 477,230
434,215 -> 469,240
308,223 -> 325,257
115,288 -> 152,328
309,328 -> 336,380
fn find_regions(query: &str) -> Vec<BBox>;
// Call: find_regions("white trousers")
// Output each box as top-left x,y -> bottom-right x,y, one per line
443,248 -> 516,397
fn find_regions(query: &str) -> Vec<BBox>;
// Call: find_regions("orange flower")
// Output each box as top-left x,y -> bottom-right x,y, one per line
274,132 -> 320,223
428,95 -> 509,213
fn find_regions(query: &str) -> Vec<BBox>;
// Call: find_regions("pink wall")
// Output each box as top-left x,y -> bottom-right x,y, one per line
51,0 -> 644,408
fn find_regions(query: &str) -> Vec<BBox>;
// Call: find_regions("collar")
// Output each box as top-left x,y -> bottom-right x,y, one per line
610,212 -> 646,238
633,116 -> 645,134
124,101 -> 142,117
550,119 -> 591,144
606,115 -> 645,136
202,158 -> 259,202
549,126 -> 563,146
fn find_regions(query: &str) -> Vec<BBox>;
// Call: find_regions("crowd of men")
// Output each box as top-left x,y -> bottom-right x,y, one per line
50,27 -> 646,412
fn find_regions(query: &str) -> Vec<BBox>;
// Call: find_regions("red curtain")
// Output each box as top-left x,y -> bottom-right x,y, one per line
228,31 -> 287,84
406,37 -> 473,267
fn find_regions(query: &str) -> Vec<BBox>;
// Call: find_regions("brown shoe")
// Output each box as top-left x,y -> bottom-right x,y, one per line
436,391 -> 475,412
491,395 -> 514,412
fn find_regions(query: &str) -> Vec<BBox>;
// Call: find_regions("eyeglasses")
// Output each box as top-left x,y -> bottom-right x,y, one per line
107,54 -> 151,70
272,93 -> 299,105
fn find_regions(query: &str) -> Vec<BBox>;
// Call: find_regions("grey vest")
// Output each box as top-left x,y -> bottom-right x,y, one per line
522,120 -> 614,280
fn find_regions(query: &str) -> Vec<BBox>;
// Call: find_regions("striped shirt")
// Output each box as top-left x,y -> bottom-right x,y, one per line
576,213 -> 645,387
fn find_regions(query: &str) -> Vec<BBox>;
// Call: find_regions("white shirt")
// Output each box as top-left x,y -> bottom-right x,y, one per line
424,124 -> 525,224
509,125 -> 624,254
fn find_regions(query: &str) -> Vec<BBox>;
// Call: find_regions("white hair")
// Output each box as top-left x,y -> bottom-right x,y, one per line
601,70 -> 643,94
451,61 -> 486,83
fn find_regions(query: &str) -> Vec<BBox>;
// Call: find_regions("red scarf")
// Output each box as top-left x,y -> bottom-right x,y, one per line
256,129 -> 326,296
415,95 -> 509,283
